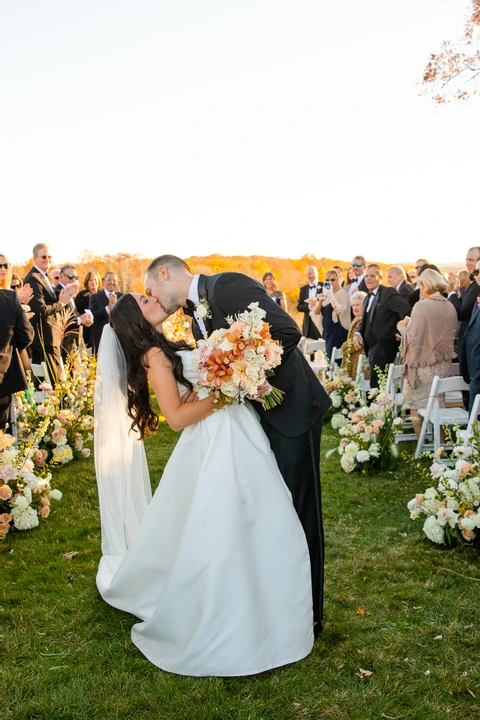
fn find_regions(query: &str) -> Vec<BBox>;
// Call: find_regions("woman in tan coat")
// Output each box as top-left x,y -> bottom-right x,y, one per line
340,291 -> 367,380
397,269 -> 457,437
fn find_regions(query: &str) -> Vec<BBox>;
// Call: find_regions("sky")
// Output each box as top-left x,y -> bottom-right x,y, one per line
1,0 -> 478,266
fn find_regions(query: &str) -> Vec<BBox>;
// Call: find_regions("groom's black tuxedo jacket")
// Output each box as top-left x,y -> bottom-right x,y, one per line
190,273 -> 331,437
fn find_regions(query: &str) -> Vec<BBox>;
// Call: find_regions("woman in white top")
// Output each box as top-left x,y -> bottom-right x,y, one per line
311,269 -> 351,360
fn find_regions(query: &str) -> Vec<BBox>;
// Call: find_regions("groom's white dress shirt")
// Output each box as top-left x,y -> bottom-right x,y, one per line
187,275 -> 207,336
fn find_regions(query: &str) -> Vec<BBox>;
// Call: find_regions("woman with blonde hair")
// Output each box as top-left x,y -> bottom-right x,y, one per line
397,269 -> 457,437
311,269 -> 351,359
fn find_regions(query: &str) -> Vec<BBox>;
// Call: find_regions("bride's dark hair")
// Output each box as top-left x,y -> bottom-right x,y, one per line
109,294 -> 193,440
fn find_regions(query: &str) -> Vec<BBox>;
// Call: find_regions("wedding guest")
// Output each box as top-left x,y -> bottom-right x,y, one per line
297,266 -> 322,339
457,270 -> 470,298
49,268 -> 61,286
347,255 -> 368,296
10,274 -> 22,290
345,266 -> 356,290
386,266 -> 413,299
0,254 -> 33,307
89,271 -> 123,352
397,269 -> 457,437
54,265 -> 93,357
76,271 -> 101,348
262,272 -> 287,312
353,264 -> 410,388
463,260 -> 480,415
340,291 -> 368,380
448,246 -> 480,342
407,269 -> 417,285
23,243 -> 76,383
0,289 -> 34,429
408,263 -> 442,308
311,269 -> 350,359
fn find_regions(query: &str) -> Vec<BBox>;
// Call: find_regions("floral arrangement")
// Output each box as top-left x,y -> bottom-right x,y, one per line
407,423 -> 480,546
323,374 -> 363,416
0,432 -> 62,539
330,388 -> 402,473
163,309 -> 195,346
197,303 -> 284,409
15,349 -> 96,467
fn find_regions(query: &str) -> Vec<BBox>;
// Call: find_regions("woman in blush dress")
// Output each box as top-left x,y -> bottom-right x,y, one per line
397,269 -> 457,437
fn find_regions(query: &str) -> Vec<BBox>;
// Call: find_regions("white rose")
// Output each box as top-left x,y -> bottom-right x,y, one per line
356,450 -> 370,463
331,414 -> 346,430
345,442 -> 359,457
196,304 -> 208,319
49,489 -> 62,501
13,495 -> 29,510
460,515 -> 476,531
341,454 -> 356,473
393,417 -> 403,426
423,515 -> 445,544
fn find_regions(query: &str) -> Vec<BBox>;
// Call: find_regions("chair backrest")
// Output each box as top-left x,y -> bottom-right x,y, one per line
386,363 -> 404,396
450,362 -> 460,376
432,375 -> 470,394
303,339 -> 325,356
355,353 -> 365,383
31,362 -> 52,386
465,394 -> 480,444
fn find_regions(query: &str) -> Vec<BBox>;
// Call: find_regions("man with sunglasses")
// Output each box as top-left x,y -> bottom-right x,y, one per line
23,244 -> 77,383
347,256 -> 367,297
54,265 -> 93,358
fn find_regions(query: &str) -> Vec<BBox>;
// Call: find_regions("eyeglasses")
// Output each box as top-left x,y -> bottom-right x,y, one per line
40,255 -> 53,260
0,262 -> 10,269
351,263 -> 363,268
10,284 -> 20,289
52,275 -> 60,280
473,269 -> 479,277
66,274 -> 78,280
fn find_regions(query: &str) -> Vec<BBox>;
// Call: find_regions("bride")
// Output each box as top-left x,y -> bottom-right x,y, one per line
94,292 -> 314,677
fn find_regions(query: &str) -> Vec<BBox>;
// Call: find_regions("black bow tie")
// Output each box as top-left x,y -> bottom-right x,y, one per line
309,285 -> 317,289
367,291 -> 375,299
183,299 -> 196,317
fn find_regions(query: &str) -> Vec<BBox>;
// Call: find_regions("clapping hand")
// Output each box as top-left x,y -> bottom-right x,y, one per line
447,271 -> 458,294
79,312 -> 94,327
108,293 -> 118,310
17,283 -> 33,305
59,284 -> 77,305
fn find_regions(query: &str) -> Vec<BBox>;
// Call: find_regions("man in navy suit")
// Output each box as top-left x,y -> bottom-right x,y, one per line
463,260 -> 480,416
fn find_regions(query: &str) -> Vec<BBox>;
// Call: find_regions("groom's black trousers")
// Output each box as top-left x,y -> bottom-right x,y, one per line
261,417 -> 324,628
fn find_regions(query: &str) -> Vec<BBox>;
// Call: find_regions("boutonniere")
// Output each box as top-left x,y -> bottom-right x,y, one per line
196,298 -> 212,320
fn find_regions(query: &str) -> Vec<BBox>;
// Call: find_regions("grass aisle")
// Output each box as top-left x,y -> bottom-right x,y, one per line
2,424 -> 480,720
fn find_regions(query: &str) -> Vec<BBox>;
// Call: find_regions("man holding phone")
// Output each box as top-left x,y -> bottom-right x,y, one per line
297,266 -> 323,339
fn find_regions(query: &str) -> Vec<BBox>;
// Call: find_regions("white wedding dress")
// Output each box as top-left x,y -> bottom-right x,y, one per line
95,346 -> 314,677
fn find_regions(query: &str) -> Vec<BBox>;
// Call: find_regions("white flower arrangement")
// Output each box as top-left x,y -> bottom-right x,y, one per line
195,298 -> 212,320
407,423 -> 480,546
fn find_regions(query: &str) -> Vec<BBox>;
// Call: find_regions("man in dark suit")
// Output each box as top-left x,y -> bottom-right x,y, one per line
54,264 -> 93,358
0,290 -> 34,429
354,264 -> 411,388
297,266 -> 323,339
386,266 -> 414,299
89,272 -> 123,352
461,259 -> 480,416
448,246 -> 480,369
347,255 -> 368,297
24,244 -> 76,383
144,254 -> 332,636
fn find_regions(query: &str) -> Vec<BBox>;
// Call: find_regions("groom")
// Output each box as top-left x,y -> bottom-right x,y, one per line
144,255 -> 331,633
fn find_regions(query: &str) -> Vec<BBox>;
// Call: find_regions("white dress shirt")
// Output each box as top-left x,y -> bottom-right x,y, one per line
366,286 -> 379,313
348,273 -> 365,297
187,275 -> 207,336
308,284 -> 318,299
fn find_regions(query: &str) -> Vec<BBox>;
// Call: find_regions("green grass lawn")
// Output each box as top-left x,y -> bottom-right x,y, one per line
2,422 -> 480,720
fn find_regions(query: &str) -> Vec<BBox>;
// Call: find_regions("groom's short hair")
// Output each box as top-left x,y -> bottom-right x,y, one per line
146,255 -> 191,277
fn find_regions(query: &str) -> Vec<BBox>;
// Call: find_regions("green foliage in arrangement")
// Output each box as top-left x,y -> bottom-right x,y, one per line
2,424 -> 479,720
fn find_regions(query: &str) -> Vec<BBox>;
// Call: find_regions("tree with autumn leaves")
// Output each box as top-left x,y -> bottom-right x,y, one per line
423,0 -> 480,103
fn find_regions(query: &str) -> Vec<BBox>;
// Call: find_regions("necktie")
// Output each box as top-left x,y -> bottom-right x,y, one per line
183,299 -> 196,318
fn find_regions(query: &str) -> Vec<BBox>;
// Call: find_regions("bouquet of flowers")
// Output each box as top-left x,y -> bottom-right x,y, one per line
197,303 -> 284,409
15,349 -> 96,467
331,388 -> 402,473
407,423 -> 480,545
0,431 -> 62,539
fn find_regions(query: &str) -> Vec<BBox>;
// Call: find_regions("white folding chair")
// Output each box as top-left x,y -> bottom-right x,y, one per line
9,401 -> 17,445
328,347 -> 344,379
457,394 -> 480,445
385,363 -> 416,442
415,375 -> 471,458
303,339 -> 328,374
445,361 -> 464,407
354,353 -> 370,391
31,361 -> 53,404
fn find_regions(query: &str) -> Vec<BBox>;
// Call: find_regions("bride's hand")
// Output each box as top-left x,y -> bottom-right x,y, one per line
181,389 -> 198,404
